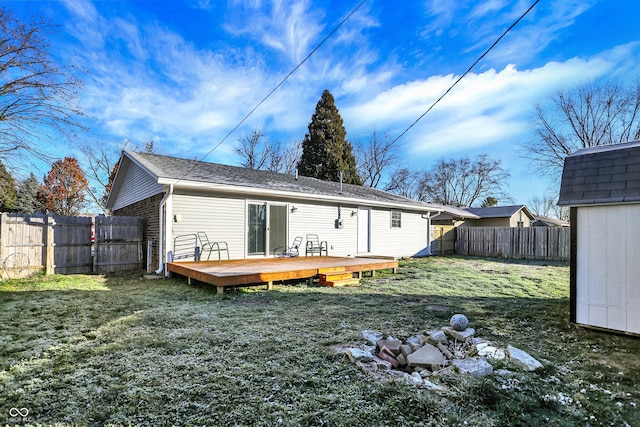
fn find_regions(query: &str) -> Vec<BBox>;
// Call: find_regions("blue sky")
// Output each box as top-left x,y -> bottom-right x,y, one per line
9,0 -> 640,206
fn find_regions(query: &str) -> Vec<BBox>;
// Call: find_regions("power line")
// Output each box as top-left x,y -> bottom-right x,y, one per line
176,0 -> 368,182
388,0 -> 540,148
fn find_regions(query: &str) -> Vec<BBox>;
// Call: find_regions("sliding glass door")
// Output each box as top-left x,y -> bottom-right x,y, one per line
248,203 -> 287,256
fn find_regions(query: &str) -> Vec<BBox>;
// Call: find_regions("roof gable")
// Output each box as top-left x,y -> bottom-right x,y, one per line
558,140 -> 640,206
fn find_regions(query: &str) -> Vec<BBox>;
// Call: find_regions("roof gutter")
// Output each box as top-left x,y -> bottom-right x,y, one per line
155,184 -> 174,276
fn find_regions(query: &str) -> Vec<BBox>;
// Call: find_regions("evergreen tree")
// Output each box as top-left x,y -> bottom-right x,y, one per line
298,90 -> 362,185
15,173 -> 42,213
0,161 -> 17,210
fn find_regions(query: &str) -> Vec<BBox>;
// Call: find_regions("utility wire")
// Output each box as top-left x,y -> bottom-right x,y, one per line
176,0 -> 368,182
388,0 -> 540,148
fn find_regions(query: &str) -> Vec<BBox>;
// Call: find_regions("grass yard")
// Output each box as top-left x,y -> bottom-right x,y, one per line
1,256 -> 638,426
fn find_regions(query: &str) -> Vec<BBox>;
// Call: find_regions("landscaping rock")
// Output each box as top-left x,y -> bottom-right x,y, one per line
507,345 -> 543,371
406,335 -> 423,346
476,343 -> 506,360
407,343 -> 446,369
347,348 -> 374,363
361,330 -> 383,345
400,344 -> 414,358
442,326 -> 475,341
452,358 -> 493,377
378,351 -> 399,368
396,353 -> 407,366
450,314 -> 469,331
372,356 -> 393,371
377,339 -> 402,355
427,330 -> 449,345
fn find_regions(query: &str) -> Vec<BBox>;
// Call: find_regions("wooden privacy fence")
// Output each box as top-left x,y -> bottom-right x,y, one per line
0,213 -> 144,278
456,227 -> 570,261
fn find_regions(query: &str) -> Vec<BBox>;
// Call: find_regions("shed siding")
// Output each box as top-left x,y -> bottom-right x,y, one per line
112,161 -> 163,211
370,209 -> 430,257
171,193 -> 246,259
576,204 -> 640,334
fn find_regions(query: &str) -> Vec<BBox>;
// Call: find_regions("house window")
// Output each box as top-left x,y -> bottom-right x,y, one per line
517,221 -> 524,228
391,211 -> 401,228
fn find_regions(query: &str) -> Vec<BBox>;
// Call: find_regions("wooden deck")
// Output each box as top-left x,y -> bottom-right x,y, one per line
167,256 -> 398,294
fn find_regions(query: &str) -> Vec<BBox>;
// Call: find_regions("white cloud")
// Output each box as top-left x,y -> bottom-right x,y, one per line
342,53 -> 620,161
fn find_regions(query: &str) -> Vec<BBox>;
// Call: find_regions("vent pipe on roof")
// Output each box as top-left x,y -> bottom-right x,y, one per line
295,168 -> 298,180
339,171 -> 343,194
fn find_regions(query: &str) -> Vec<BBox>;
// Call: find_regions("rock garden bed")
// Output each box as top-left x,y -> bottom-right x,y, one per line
333,314 -> 543,391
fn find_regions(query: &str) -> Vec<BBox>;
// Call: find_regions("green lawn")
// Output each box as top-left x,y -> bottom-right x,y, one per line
0,257 -> 638,426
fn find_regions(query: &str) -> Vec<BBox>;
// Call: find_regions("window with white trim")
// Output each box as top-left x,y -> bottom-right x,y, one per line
391,211 -> 401,228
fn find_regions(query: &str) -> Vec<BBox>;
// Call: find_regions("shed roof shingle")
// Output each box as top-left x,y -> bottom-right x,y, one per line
558,140 -> 640,206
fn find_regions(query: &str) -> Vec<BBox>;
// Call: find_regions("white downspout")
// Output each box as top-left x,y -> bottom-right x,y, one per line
422,210 -> 442,256
155,184 -> 174,275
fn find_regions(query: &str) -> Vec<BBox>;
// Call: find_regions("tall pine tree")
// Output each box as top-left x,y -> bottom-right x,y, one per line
298,90 -> 362,185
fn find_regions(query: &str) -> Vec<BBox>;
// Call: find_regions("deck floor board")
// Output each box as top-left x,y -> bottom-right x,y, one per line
167,256 -> 398,288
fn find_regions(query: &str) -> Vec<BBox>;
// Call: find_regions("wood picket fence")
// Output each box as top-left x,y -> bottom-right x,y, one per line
455,226 -> 570,261
0,213 -> 144,278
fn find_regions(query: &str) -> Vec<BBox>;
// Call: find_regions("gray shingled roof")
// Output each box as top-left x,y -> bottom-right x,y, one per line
558,140 -> 640,206
126,151 -> 440,211
464,205 -> 532,219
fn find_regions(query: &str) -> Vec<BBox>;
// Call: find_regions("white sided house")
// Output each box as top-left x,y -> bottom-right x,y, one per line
558,140 -> 640,335
106,151 -> 442,273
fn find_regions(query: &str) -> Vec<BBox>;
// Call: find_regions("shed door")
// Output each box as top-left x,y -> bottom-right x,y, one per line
358,207 -> 370,254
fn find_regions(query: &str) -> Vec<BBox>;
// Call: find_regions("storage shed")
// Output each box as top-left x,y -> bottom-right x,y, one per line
558,140 -> 640,335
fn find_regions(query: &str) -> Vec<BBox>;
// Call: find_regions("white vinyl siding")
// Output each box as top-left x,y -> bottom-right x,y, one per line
576,204 -> 640,334
111,161 -> 163,210
288,202 -> 359,257
171,193 -> 246,259
371,209 -> 430,257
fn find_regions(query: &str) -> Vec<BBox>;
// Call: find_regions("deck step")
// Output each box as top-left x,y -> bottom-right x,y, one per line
319,278 -> 361,287
318,272 -> 354,282
318,266 -> 347,274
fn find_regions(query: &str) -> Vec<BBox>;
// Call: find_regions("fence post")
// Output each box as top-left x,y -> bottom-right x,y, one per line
45,215 -> 55,275
0,213 -> 7,260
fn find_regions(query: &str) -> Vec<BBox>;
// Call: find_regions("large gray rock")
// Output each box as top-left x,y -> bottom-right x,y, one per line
442,326 -> 475,341
452,358 -> 493,377
507,345 -> 543,371
407,343 -> 446,369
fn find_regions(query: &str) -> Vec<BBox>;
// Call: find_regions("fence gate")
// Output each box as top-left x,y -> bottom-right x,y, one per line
51,215 -> 93,274
94,216 -> 144,273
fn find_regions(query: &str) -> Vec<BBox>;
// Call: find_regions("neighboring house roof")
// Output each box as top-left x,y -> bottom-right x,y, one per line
107,151 -> 443,213
532,216 -> 570,227
464,205 -> 535,220
430,204 -> 480,220
558,140 -> 640,206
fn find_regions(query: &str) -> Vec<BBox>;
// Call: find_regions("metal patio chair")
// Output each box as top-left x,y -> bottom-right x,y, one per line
274,235 -> 303,257
197,231 -> 229,262
305,234 -> 328,257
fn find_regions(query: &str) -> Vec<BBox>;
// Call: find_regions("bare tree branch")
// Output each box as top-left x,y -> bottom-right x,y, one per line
0,7 -> 85,167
